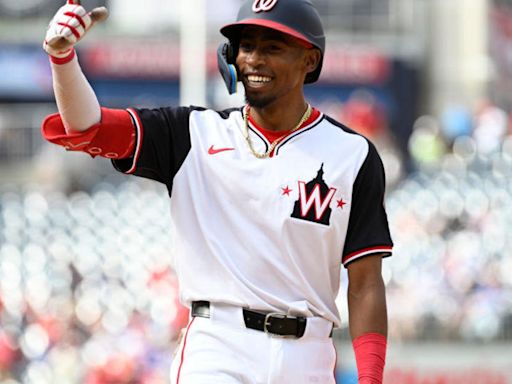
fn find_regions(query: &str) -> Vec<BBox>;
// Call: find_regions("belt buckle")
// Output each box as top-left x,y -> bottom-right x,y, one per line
263,312 -> 289,337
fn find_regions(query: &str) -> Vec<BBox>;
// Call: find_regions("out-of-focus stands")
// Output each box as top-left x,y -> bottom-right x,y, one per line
0,182 -> 188,383
385,101 -> 512,341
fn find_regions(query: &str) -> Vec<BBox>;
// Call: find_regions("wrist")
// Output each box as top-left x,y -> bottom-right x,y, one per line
49,48 -> 76,65
353,333 -> 387,384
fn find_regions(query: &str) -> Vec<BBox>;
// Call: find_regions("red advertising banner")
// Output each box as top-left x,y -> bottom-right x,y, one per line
81,42 -> 181,79
80,41 -> 391,84
386,368 -> 510,384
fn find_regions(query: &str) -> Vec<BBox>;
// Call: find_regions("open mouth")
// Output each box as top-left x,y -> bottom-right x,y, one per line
246,74 -> 273,87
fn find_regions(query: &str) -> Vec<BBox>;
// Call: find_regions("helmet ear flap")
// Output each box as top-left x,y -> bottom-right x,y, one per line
225,41 -> 237,64
217,41 -> 239,94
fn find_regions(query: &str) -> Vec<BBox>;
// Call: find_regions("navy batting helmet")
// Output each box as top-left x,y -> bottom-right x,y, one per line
219,0 -> 325,85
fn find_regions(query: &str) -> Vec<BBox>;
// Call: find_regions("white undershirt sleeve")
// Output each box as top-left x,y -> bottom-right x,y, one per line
51,54 -> 101,133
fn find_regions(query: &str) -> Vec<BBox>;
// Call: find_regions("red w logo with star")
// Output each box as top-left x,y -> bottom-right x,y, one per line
297,181 -> 337,221
290,164 -> 338,226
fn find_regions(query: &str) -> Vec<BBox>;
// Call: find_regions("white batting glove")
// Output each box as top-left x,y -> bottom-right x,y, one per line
43,0 -> 108,62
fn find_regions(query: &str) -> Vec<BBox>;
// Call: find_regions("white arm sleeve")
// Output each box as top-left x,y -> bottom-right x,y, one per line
51,54 -> 101,133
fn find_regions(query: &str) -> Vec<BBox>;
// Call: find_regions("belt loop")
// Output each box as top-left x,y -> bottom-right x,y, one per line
296,316 -> 307,338
191,301 -> 210,318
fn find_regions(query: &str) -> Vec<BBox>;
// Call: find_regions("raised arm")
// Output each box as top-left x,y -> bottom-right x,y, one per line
42,1 -> 136,160
43,0 -> 108,133
347,255 -> 388,384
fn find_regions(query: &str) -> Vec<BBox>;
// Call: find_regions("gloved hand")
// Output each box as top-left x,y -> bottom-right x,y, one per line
43,0 -> 109,61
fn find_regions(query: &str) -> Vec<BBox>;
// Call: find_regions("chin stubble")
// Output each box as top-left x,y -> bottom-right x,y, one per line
245,93 -> 276,109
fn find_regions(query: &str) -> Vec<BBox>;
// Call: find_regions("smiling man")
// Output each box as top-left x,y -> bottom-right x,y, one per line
236,26 -> 320,108
41,0 -> 393,383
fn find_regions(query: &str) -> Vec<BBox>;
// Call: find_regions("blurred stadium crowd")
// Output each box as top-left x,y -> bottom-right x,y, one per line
0,181 -> 189,383
0,98 -> 511,383
386,101 -> 512,342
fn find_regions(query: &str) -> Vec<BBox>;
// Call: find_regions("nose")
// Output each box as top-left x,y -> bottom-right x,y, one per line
244,47 -> 265,66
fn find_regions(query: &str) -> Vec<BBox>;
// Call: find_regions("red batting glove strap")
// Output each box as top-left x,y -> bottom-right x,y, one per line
41,107 -> 136,159
353,333 -> 387,384
49,48 -> 76,65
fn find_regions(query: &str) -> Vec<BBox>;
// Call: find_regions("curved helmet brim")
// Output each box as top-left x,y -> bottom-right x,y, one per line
221,19 -> 316,49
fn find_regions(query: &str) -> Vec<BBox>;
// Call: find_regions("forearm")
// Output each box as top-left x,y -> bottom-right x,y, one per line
348,275 -> 388,384
42,2 -> 135,159
44,0 -> 107,133
51,53 -> 101,133
348,278 -> 387,339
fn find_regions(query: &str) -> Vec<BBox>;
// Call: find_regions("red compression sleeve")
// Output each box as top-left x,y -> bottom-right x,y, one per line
42,107 -> 136,159
353,333 -> 387,384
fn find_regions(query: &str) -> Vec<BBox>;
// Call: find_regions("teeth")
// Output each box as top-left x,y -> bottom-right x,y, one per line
248,75 -> 271,83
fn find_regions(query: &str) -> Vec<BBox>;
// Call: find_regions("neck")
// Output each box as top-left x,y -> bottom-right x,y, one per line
248,98 -> 309,132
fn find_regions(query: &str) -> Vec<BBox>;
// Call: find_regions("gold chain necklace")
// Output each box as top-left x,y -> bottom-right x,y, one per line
243,104 -> 312,159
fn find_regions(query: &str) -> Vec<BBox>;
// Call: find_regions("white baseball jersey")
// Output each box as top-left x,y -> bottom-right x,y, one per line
113,106 -> 393,327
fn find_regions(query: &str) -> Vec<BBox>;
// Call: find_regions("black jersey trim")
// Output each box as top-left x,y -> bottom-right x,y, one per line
343,250 -> 392,268
240,106 -> 270,153
246,112 -> 325,157
274,114 -> 325,156
324,115 -> 366,138
247,121 -> 271,153
343,246 -> 393,266
190,106 -> 242,120
119,108 -> 143,174
216,107 -> 243,120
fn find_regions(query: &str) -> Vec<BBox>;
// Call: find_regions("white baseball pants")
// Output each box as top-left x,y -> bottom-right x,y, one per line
170,303 -> 336,384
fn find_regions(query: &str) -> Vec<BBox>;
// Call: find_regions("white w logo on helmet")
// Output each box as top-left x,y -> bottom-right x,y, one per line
252,0 -> 278,13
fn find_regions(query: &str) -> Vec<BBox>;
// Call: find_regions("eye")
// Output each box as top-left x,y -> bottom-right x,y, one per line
239,41 -> 253,52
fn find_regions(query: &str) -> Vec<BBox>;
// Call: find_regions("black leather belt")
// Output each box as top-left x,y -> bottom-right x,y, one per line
191,301 -> 307,338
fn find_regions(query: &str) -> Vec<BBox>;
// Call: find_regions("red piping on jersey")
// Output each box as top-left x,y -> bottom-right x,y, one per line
176,317 -> 196,384
247,108 -> 321,156
343,246 -> 393,265
248,108 -> 321,142
126,108 -> 144,174
332,339 -> 338,381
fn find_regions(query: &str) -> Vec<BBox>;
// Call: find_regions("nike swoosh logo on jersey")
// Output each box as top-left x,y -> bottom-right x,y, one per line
208,145 -> 235,155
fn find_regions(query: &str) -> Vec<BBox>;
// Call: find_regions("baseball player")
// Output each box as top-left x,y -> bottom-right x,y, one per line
42,0 -> 393,383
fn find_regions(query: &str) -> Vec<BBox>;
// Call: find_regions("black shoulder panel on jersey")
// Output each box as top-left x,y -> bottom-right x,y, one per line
322,115 -> 393,265
342,139 -> 393,266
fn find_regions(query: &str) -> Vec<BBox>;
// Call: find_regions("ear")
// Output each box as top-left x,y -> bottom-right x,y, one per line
303,49 -> 322,76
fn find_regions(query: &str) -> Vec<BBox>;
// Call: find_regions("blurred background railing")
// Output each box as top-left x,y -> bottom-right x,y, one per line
1,0 -> 512,383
